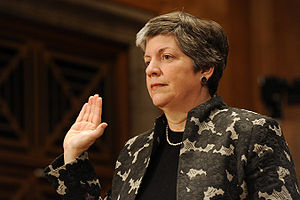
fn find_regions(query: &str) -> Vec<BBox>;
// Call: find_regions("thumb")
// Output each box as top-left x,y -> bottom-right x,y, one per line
93,122 -> 108,139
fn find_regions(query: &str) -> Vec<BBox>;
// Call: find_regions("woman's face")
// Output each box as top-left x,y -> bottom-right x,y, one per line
144,34 -> 203,111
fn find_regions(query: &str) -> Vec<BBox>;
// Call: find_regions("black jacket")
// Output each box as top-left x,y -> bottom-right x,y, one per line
45,95 -> 300,199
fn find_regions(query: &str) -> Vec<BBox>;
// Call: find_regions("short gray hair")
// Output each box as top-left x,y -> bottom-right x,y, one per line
136,11 -> 229,96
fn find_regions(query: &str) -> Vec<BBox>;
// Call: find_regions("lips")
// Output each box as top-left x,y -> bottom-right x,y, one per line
151,83 -> 167,90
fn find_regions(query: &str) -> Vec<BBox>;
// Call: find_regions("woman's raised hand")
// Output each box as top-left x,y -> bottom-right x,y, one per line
63,94 -> 108,164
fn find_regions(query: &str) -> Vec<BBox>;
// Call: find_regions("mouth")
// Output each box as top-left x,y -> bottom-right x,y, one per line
151,83 -> 167,90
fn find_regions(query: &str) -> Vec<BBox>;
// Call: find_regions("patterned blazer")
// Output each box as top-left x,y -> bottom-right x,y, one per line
45,95 -> 300,200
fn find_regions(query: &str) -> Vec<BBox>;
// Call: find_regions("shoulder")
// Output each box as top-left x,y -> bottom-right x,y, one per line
229,107 -> 281,137
210,106 -> 279,131
215,107 -> 289,161
212,106 -> 273,122
207,106 -> 283,148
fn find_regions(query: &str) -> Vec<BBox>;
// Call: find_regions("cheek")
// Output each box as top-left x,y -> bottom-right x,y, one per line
146,76 -> 150,87
146,77 -> 152,94
174,73 -> 200,91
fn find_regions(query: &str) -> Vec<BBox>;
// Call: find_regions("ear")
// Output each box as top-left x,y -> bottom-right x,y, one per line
200,66 -> 214,81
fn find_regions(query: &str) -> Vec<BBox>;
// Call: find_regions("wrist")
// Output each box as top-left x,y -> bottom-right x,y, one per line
64,148 -> 82,164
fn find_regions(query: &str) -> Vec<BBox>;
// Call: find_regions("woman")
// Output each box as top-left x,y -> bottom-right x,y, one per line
45,12 -> 300,199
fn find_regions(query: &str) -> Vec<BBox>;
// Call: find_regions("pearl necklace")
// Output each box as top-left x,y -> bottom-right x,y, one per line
166,125 -> 183,146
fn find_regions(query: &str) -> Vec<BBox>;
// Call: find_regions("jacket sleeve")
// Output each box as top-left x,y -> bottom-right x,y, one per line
44,152 -> 110,200
245,119 -> 300,199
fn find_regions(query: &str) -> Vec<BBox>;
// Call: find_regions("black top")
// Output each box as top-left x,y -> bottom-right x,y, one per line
135,127 -> 183,200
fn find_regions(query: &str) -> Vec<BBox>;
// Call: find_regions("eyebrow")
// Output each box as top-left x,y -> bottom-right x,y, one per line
144,47 -> 171,58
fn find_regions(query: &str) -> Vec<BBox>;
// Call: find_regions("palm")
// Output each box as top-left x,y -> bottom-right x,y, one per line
63,95 -> 107,162
65,122 -> 98,151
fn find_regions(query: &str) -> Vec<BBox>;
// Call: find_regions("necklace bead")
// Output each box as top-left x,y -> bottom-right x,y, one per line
166,125 -> 183,146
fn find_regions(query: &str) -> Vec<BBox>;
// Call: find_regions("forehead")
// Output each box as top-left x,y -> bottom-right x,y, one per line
144,34 -> 180,54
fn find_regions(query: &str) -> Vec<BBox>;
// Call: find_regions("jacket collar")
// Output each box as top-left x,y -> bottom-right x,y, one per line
152,95 -> 227,146
187,95 -> 227,123
154,95 -> 227,127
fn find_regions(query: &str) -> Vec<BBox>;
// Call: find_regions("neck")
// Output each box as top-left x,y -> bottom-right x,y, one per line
162,92 -> 212,132
164,111 -> 187,132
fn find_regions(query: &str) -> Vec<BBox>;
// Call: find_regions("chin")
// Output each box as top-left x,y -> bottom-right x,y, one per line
151,96 -> 170,108
151,99 -> 163,107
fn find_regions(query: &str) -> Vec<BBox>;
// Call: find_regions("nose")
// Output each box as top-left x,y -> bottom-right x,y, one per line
145,59 -> 161,77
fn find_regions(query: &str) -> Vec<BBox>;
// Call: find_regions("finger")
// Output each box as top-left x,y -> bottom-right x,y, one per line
76,103 -> 87,122
92,96 -> 102,125
88,95 -> 97,122
92,122 -> 108,139
83,96 -> 92,121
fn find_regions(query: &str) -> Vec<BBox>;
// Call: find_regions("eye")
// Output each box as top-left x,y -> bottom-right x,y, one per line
162,54 -> 173,61
145,61 -> 150,67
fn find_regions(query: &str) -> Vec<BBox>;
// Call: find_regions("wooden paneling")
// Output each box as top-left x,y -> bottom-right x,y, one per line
0,15 -> 129,199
